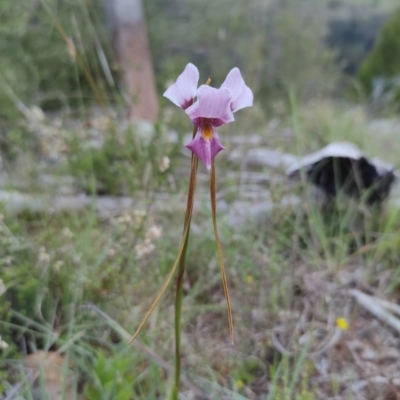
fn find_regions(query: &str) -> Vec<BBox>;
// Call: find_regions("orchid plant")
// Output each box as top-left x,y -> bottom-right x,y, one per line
129,63 -> 253,399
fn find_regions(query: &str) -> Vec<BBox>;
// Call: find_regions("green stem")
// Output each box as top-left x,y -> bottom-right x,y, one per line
171,76 -> 211,398
170,129 -> 199,399
170,234 -> 189,399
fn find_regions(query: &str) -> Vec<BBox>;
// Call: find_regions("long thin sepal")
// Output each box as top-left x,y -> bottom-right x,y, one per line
129,127 -> 199,345
171,135 -> 199,400
210,161 -> 234,344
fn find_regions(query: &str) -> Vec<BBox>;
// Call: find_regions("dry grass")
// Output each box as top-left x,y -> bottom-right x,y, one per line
2,100 -> 400,399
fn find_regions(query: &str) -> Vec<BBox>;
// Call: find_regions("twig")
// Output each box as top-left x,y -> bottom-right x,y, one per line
374,297 -> 400,317
271,330 -> 293,356
350,289 -> 400,334
272,323 -> 344,358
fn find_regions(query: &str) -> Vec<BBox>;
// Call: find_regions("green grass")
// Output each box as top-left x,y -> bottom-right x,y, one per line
1,98 -> 400,399
2,0 -> 400,397
346,0 -> 398,11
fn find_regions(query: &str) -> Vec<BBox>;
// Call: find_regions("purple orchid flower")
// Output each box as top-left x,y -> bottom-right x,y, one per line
164,64 -> 253,170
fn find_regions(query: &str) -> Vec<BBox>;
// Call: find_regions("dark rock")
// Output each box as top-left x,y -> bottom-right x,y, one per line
287,142 -> 396,204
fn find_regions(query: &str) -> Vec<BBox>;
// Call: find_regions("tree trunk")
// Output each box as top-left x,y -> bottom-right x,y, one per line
106,0 -> 158,122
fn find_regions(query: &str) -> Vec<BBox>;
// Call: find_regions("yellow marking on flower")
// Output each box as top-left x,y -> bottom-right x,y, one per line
245,274 -> 254,284
201,123 -> 213,141
236,380 -> 244,389
336,317 -> 349,331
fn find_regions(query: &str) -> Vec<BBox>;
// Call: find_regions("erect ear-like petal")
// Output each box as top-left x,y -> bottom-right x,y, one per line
221,67 -> 253,112
185,86 -> 234,127
186,129 -> 225,170
163,63 -> 199,109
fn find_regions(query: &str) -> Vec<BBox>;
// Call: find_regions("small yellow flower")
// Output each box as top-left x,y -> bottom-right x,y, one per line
336,317 -> 349,331
236,379 -> 244,389
245,275 -> 254,284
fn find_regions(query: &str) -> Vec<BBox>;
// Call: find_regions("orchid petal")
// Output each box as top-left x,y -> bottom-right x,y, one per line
186,129 -> 225,170
221,67 -> 253,112
163,63 -> 199,109
186,86 -> 234,127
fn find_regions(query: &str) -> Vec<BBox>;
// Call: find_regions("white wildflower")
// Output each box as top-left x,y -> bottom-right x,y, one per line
61,227 -> 73,238
158,156 -> 170,173
53,260 -> 64,272
66,37 -> 76,60
117,213 -> 132,225
146,225 -> 162,240
0,336 -> 9,350
4,256 -> 13,266
38,247 -> 50,263
133,210 -> 147,218
134,241 -> 156,259
133,210 -> 147,224
30,106 -> 45,122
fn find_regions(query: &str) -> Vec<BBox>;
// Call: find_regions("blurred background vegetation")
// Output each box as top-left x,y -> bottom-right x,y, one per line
1,0 -> 400,399
1,0 -> 399,122
1,0 -> 398,171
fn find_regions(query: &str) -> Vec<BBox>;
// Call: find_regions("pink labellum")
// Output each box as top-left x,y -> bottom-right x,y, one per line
163,63 -> 199,109
186,128 -> 225,170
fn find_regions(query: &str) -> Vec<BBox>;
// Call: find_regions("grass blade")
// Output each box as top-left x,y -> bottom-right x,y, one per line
128,216 -> 192,343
